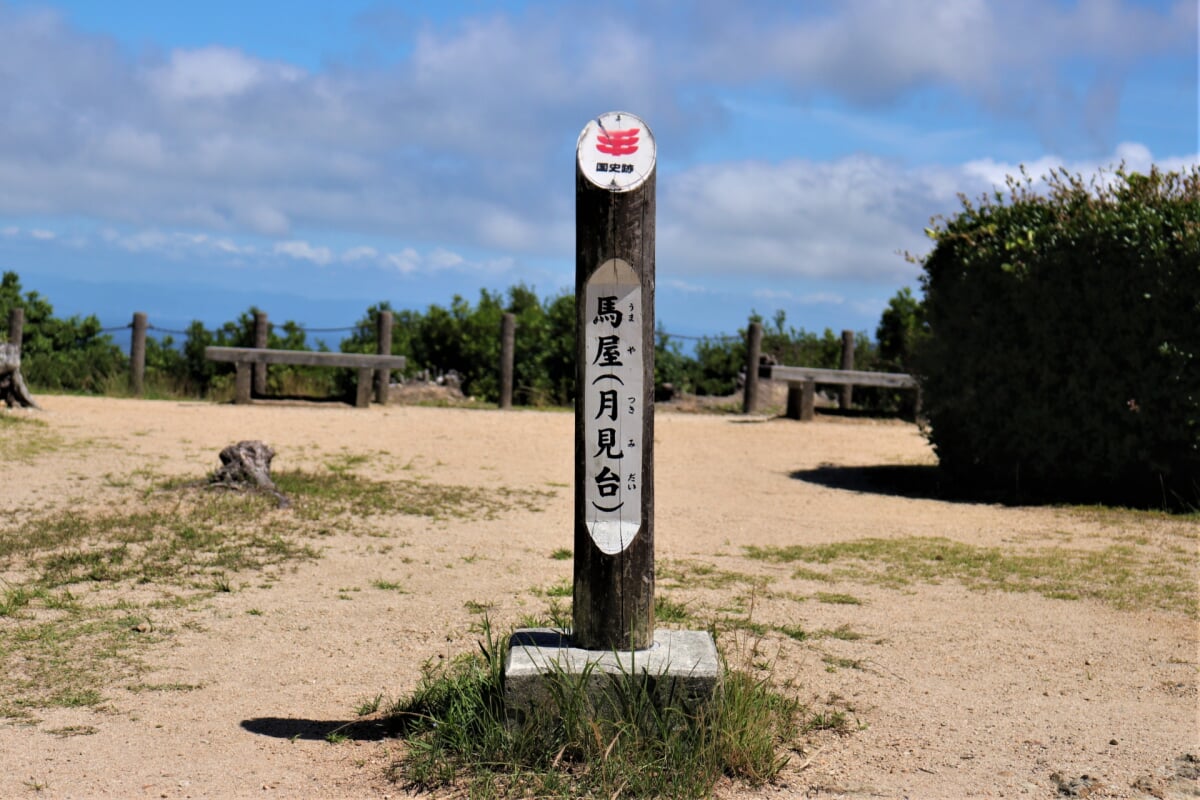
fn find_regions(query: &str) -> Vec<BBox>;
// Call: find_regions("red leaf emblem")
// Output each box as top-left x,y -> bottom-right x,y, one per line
596,127 -> 639,156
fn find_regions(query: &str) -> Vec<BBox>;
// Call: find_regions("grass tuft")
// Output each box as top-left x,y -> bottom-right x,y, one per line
355,692 -> 383,716
384,618 -> 803,799
816,592 -> 862,606
0,413 -> 62,462
656,594 -> 692,624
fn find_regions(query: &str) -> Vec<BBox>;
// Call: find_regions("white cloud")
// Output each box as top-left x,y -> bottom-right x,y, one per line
149,46 -> 302,101
662,279 -> 713,295
660,155 -> 938,282
752,289 -> 795,301
235,205 -> 290,237
341,246 -> 379,263
1,226 -> 18,237
797,293 -> 846,306
30,229 -> 56,240
115,230 -> 168,252
428,248 -> 465,270
385,248 -> 421,274
104,228 -> 255,259
660,142 -> 1198,286
98,126 -> 165,169
689,0 -> 1196,108
212,238 -> 254,255
963,142 -> 1199,190
274,240 -> 333,265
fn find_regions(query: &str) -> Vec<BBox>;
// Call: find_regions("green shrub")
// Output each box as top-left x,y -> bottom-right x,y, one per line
0,272 -> 125,392
340,286 -> 577,406
915,166 -> 1199,509
386,619 -> 800,799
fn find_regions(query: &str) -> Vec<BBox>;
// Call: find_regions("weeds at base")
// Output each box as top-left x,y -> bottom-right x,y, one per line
383,616 -> 822,800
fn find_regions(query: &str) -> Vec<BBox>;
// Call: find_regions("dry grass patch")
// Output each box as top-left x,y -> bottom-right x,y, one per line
746,535 -> 1197,616
0,460 -> 555,721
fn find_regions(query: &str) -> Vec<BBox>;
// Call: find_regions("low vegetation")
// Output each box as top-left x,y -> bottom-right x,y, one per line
382,617 -> 816,800
0,412 -> 62,462
0,462 -> 553,722
746,532 -> 1197,617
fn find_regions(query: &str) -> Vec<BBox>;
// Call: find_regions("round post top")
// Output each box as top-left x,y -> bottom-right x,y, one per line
576,111 -> 656,193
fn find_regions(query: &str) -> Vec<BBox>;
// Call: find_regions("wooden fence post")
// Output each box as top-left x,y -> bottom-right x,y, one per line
499,312 -> 515,410
375,310 -> 393,405
130,312 -> 147,396
743,320 -> 762,413
839,329 -> 855,410
253,311 -> 268,397
573,112 -> 656,651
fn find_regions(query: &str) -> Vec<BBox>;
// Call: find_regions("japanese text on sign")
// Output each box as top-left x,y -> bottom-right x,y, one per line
576,111 -> 656,193
584,258 -> 643,555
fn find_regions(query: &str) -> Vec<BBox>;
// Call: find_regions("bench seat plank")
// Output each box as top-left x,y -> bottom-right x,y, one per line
205,347 -> 406,406
206,347 -> 407,370
760,364 -> 916,389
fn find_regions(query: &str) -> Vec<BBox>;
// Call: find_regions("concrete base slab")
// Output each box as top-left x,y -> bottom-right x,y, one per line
503,628 -> 720,721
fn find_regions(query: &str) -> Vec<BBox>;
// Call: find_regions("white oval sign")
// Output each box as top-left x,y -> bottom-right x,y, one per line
576,111 -> 656,193
583,258 -> 643,555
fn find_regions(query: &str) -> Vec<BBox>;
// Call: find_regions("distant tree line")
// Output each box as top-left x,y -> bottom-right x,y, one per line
0,271 -> 919,408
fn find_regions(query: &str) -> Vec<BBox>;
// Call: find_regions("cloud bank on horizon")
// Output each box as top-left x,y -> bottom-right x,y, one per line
0,0 -> 1196,334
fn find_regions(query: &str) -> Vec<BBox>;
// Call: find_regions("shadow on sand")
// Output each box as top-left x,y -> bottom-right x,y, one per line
789,463 -> 955,502
240,716 -> 394,742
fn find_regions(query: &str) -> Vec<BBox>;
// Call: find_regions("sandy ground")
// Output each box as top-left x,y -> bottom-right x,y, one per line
0,395 -> 1196,799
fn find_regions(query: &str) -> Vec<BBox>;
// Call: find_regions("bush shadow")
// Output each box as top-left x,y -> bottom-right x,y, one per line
792,463 -> 1199,512
789,463 -> 1028,506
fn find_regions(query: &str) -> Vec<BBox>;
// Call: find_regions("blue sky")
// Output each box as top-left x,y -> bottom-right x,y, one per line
1,0 -> 1196,346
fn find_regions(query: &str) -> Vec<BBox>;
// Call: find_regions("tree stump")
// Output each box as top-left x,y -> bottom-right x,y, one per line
0,343 -> 38,409
208,440 -> 290,508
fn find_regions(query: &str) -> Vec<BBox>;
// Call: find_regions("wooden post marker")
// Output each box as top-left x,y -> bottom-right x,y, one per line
130,312 -> 147,396
375,310 -> 393,405
499,313 -> 515,410
743,321 -> 762,413
253,311 -> 269,397
572,111 -> 657,652
503,112 -> 717,719
839,329 -> 855,410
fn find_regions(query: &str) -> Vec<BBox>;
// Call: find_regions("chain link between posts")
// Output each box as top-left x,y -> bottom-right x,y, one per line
84,316 -> 734,347
100,318 -> 740,344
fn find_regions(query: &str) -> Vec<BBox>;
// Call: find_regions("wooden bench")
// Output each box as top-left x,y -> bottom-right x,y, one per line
205,347 -> 407,407
759,364 -> 918,420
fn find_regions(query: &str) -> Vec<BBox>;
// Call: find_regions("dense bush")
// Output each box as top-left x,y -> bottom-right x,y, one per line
915,166 -> 1199,509
875,287 -> 925,372
658,310 -> 885,403
165,308 -> 327,398
0,271 -> 125,392
341,286 -> 577,405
